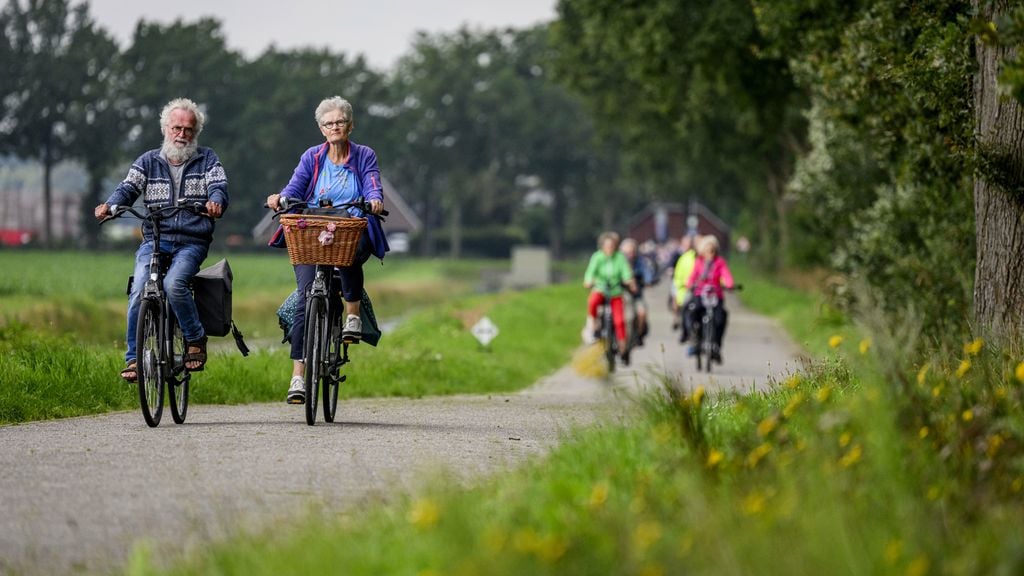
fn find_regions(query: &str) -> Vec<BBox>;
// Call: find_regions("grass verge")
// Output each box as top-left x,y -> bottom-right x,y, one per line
125,265 -> 1024,575
0,282 -> 582,424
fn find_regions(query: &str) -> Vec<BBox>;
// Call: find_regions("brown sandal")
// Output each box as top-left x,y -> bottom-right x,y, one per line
120,360 -> 138,383
185,336 -> 208,372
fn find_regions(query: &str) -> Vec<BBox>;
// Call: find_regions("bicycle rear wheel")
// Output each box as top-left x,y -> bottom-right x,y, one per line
303,296 -> 326,426
168,319 -> 190,424
136,299 -> 165,427
323,336 -> 344,423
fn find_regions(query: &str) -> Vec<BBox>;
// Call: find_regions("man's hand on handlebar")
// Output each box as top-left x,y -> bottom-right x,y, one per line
93,203 -> 110,221
205,200 -> 223,218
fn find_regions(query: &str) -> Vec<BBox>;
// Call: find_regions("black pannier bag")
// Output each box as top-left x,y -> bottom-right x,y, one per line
193,258 -> 249,355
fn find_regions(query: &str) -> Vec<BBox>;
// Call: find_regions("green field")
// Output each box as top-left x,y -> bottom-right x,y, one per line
0,251 -> 585,424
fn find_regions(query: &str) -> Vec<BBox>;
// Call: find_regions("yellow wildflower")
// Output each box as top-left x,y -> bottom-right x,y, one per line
816,386 -> 832,403
783,393 -> 804,418
1012,477 -> 1023,493
963,338 -> 984,356
706,449 -> 725,468
652,422 -> 674,445
918,426 -> 929,439
741,491 -> 766,516
828,335 -> 844,349
956,359 -> 971,378
747,443 -> 772,468
995,386 -> 1008,400
757,415 -> 779,437
483,526 -> 508,554
513,528 -> 541,554
633,521 -> 663,552
916,364 -> 929,386
859,339 -> 872,355
784,374 -> 802,389
884,539 -> 904,565
906,555 -> 930,576
986,434 -> 1004,458
931,385 -> 943,398
589,481 -> 609,509
962,409 -> 974,422
839,444 -> 862,468
1016,361 -> 1024,383
838,432 -> 852,448
926,486 -> 941,500
408,498 -> 440,530
536,535 -> 569,563
692,385 -> 705,406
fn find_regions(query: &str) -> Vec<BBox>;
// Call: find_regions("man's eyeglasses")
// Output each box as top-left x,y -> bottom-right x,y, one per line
169,125 -> 196,137
321,119 -> 350,130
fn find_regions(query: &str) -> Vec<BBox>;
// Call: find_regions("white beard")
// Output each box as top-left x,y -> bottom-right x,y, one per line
162,137 -> 198,165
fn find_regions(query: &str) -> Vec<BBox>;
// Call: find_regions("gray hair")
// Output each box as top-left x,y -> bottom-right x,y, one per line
314,96 -> 354,126
159,98 -> 205,136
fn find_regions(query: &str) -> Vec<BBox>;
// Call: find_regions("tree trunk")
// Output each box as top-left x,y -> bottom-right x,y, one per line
973,0 -> 1024,341
43,131 -> 54,249
80,171 -> 103,248
548,186 -> 566,260
449,201 -> 463,259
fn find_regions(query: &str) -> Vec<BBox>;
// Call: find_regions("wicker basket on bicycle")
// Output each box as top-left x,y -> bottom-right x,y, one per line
279,214 -> 367,266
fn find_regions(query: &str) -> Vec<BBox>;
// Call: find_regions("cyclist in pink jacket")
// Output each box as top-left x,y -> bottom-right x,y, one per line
685,235 -> 735,362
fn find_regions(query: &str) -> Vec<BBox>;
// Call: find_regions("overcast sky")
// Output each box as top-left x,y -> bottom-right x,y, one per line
86,0 -> 557,70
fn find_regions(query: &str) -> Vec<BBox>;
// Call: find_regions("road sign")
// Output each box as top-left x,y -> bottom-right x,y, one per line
471,316 -> 499,346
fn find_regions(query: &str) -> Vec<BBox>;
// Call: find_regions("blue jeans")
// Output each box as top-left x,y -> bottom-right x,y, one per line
289,233 -> 371,360
126,240 -> 209,363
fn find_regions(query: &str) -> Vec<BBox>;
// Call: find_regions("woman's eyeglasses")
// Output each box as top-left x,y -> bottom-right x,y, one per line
321,119 -> 350,129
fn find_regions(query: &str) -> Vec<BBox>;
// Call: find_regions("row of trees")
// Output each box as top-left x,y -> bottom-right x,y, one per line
0,0 -> 623,257
551,0 -> 1024,342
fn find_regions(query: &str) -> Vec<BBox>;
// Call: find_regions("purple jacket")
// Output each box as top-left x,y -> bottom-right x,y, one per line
269,141 -> 389,258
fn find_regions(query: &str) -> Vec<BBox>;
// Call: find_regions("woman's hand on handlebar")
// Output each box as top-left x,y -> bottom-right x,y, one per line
367,198 -> 383,215
266,193 -> 282,212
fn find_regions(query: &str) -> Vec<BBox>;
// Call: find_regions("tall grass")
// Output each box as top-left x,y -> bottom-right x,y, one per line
126,266 -> 1024,575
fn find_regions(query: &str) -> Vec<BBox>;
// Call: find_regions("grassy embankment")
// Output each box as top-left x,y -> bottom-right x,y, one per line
129,262 -> 1024,575
0,251 -> 584,424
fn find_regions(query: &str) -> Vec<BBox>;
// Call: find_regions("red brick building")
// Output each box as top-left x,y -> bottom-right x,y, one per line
624,201 -> 731,253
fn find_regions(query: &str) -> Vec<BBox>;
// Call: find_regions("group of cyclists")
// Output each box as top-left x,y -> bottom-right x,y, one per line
583,230 -> 736,365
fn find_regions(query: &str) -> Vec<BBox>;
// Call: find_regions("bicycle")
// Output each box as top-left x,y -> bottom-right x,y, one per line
687,284 -> 741,373
270,197 -> 387,426
100,202 -> 208,427
592,288 -> 635,372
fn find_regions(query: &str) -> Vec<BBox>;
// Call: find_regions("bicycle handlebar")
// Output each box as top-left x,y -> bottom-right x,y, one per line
266,197 -> 389,219
99,202 -> 208,225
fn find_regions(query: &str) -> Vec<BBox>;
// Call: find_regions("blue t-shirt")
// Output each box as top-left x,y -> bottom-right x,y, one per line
313,160 -> 362,215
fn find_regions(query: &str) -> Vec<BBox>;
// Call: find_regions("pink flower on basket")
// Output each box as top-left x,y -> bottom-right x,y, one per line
326,222 -> 337,232
296,219 -> 308,229
318,229 -> 334,246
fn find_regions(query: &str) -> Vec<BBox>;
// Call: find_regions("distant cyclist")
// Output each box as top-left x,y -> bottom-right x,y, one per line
620,238 -> 656,346
672,234 -> 697,342
582,231 -> 637,355
685,235 -> 735,362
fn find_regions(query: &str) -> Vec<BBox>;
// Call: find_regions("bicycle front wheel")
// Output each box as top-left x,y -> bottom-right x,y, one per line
136,299 -> 165,427
303,296 -> 326,426
168,319 -> 190,424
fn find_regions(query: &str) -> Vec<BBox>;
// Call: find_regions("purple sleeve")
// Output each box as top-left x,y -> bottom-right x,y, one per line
358,146 -> 384,202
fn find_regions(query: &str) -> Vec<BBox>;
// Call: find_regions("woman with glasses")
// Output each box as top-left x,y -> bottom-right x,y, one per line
265,96 -> 388,405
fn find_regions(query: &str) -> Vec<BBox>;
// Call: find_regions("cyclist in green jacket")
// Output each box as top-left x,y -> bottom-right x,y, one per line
582,231 -> 637,353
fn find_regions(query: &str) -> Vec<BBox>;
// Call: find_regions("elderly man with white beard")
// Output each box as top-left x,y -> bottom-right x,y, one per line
94,97 -> 229,382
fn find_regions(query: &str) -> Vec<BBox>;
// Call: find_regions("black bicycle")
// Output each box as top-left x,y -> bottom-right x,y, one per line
100,203 -> 208,427
592,288 -> 635,372
270,198 -> 387,425
688,284 -> 741,373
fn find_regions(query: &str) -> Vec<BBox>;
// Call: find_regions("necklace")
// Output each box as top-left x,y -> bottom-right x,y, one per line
319,162 -> 350,199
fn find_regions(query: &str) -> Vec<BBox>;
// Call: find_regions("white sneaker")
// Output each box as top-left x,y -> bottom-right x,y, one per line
342,314 -> 362,343
286,375 -> 305,404
581,317 -> 597,345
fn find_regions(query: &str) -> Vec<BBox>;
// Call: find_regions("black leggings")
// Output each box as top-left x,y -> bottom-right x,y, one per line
686,301 -> 728,348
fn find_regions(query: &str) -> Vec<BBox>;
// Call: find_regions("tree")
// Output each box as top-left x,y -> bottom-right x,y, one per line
0,0 -> 116,246
973,0 -> 1024,341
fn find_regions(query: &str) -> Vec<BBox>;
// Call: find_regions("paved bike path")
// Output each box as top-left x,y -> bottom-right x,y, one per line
0,295 -> 801,575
